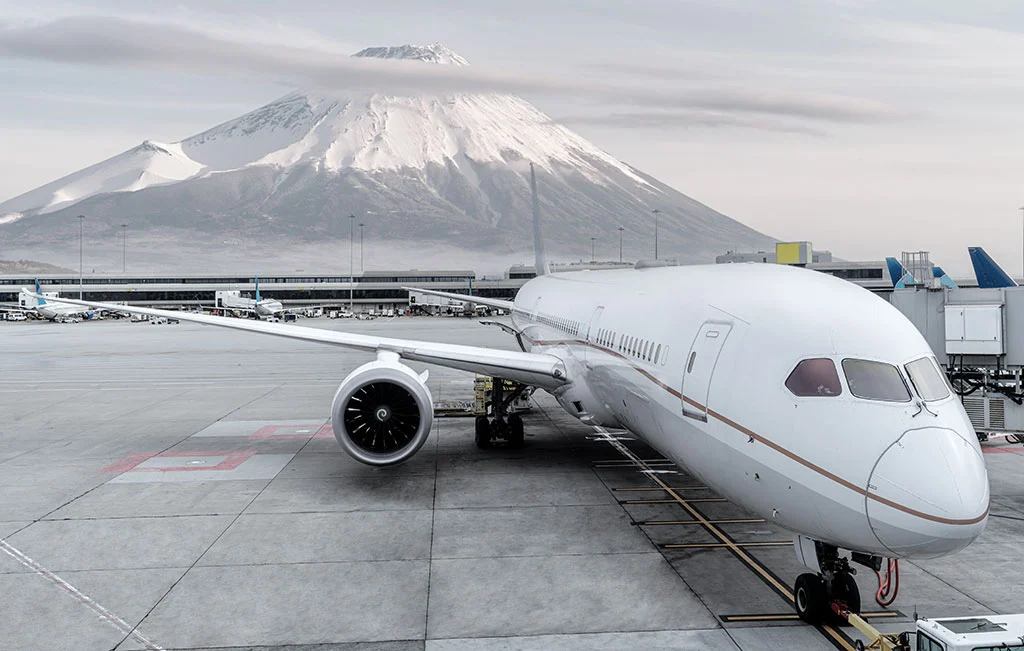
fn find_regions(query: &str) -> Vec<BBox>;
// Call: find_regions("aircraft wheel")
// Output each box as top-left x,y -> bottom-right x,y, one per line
474,416 -> 492,449
831,572 -> 861,621
508,414 -> 524,448
794,573 -> 827,624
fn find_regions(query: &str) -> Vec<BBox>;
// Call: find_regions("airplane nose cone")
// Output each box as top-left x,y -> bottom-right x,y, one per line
866,427 -> 989,558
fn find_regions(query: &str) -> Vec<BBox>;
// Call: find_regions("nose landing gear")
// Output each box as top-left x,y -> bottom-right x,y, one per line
794,564 -> 861,624
793,540 -> 864,624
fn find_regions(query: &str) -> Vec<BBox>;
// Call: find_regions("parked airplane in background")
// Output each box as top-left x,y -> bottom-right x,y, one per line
215,276 -> 286,318
969,247 -> 1017,289
35,165 -> 988,624
0,280 -> 95,322
885,258 -> 917,289
885,257 -> 958,289
931,265 -> 958,289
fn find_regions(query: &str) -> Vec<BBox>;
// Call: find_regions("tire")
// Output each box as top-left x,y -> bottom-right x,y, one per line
794,573 -> 826,624
831,572 -> 861,620
508,414 -> 524,448
474,416 -> 492,449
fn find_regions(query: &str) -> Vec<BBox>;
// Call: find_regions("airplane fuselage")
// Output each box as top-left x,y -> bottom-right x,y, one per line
510,263 -> 989,560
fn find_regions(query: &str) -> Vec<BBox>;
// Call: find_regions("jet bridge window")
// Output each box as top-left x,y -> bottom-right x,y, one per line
842,359 -> 911,402
785,358 -> 842,397
905,357 -> 950,402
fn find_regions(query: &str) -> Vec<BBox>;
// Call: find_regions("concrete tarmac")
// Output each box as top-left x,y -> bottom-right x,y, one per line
1,317 -> 1022,651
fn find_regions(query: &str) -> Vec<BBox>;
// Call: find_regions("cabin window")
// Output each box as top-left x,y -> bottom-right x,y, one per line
905,357 -> 950,402
654,344 -> 662,364
842,359 -> 911,402
785,359 -> 842,397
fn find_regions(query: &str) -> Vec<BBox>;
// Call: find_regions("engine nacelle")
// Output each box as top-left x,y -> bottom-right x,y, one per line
331,357 -> 433,466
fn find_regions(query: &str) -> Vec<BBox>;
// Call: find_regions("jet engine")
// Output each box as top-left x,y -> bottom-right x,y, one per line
330,356 -> 433,466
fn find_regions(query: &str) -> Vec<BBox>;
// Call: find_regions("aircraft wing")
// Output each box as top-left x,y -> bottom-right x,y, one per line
402,287 -> 514,311
29,294 -> 566,389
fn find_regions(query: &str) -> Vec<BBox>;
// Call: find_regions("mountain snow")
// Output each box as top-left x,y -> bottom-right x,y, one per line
0,44 -> 774,269
1,140 -> 203,216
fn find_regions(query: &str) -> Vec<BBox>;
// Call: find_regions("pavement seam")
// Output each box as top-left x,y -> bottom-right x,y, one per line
110,383 -> 294,650
0,550 -> 666,575
422,381 -> 442,641
906,559 -> 1000,614
532,399 -> 744,647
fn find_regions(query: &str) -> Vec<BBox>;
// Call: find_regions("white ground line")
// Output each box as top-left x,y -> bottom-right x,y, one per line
0,538 -> 165,651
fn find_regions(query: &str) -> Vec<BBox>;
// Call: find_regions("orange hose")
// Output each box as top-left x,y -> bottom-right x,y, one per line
875,559 -> 899,607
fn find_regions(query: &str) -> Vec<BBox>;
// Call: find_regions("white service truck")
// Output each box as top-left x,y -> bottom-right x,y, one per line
914,614 -> 1024,651
849,613 -> 1024,650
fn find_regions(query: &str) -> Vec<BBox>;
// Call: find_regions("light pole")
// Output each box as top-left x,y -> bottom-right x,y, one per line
590,237 -> 596,262
651,208 -> 660,260
77,214 -> 85,298
359,222 -> 364,272
617,226 -> 624,263
121,224 -> 127,273
349,214 -> 355,312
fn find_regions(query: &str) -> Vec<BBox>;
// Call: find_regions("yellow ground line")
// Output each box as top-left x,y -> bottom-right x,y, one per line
645,474 -> 857,651
663,541 -> 793,549
612,486 -> 710,492
722,611 -> 900,623
591,424 -> 857,651
621,498 -> 727,504
638,519 -> 765,526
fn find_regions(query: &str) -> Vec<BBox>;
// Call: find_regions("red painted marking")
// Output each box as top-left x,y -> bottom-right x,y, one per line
315,424 -> 334,438
100,450 -> 258,473
249,424 -> 331,439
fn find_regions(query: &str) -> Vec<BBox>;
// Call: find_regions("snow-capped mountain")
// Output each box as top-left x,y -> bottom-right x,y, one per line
0,44 -> 774,271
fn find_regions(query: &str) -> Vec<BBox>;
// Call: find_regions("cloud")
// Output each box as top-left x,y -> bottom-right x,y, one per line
556,111 -> 827,137
0,15 -> 908,126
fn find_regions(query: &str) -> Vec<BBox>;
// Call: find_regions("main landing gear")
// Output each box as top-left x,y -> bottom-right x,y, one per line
474,376 -> 527,449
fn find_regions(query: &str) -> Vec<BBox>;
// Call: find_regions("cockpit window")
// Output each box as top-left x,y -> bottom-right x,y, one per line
786,358 -> 842,397
842,359 -> 911,402
905,357 -> 950,402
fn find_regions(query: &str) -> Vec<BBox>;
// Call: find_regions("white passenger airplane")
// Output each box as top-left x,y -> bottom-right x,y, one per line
34,166 -> 988,624
214,276 -> 285,318
2,280 -> 95,321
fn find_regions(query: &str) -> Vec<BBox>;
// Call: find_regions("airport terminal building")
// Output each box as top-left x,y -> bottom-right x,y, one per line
0,243 -> 937,312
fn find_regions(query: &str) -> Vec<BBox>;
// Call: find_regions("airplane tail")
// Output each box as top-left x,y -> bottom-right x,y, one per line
530,163 -> 549,277
885,258 -> 917,289
968,247 -> 1017,288
255,275 -> 261,302
34,279 -> 46,305
932,266 -> 958,289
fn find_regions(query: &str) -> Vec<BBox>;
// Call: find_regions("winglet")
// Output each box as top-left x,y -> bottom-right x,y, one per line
531,163 -> 549,277
255,275 -> 261,302
885,257 -> 916,289
34,279 -> 46,305
969,247 -> 1017,288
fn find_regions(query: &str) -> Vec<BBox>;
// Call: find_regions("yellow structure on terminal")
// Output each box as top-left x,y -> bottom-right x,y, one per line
776,241 -> 813,266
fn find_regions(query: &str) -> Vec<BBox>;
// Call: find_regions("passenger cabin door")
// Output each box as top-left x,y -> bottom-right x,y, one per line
681,322 -> 732,421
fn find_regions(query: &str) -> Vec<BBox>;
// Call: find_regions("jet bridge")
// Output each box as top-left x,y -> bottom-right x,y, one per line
890,286 -> 1024,438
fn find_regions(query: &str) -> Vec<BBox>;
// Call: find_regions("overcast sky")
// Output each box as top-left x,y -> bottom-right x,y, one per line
1,1 -> 1022,275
